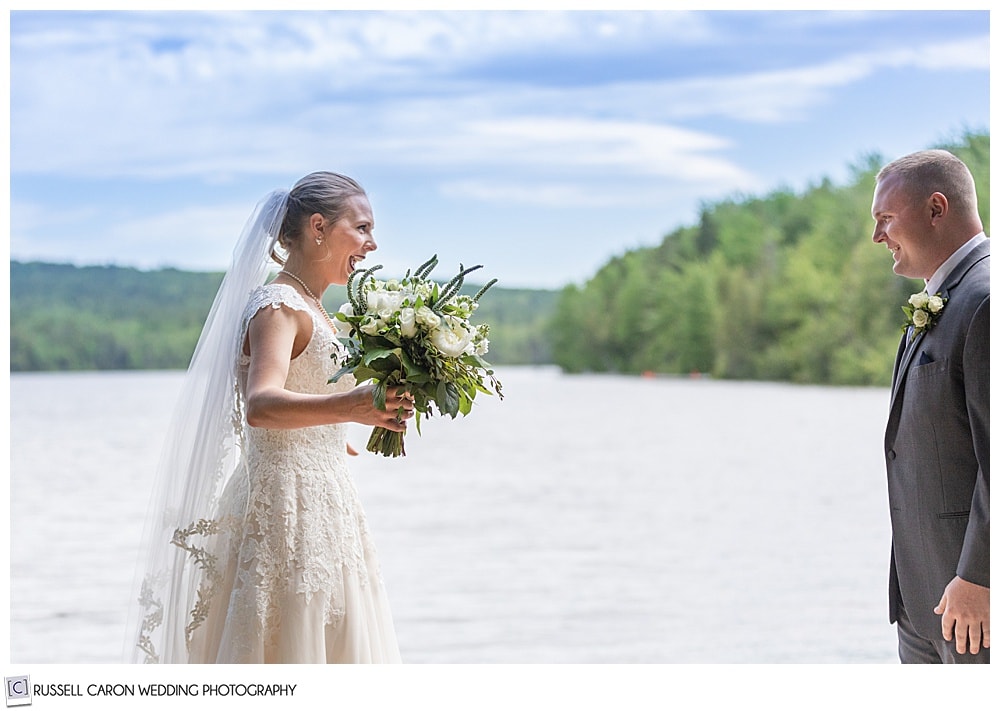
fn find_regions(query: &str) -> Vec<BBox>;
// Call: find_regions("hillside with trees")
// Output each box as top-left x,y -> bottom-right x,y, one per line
549,131 -> 989,386
10,263 -> 557,371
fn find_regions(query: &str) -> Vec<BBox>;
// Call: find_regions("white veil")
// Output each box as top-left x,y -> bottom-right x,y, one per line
124,189 -> 289,663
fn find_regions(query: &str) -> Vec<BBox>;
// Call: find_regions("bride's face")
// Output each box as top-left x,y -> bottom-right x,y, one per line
321,194 -> 377,285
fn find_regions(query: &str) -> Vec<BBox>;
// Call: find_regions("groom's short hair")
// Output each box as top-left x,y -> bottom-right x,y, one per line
877,149 -> 979,219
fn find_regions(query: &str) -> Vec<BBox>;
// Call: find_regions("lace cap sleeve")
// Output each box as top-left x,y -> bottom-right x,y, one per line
242,283 -> 311,331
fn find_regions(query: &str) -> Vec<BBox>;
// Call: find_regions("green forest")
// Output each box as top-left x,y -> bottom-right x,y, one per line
550,131 -> 989,386
9,263 -> 557,371
10,131 -> 988,384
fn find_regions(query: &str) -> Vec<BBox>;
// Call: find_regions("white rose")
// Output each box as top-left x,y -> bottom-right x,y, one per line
337,302 -> 354,318
415,306 -> 441,329
360,316 -> 384,335
378,291 -> 404,319
927,295 -> 945,313
912,309 -> 929,328
365,291 -> 383,315
399,307 -> 417,338
908,292 -> 929,309
431,321 -> 474,358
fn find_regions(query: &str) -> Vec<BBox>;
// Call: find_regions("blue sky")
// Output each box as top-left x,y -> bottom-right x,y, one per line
7,8 -> 991,289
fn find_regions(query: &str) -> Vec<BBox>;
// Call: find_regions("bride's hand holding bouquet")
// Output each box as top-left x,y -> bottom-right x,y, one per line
331,255 -> 504,457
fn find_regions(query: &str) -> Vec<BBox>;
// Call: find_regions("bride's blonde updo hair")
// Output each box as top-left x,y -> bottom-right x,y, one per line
271,171 -> 367,265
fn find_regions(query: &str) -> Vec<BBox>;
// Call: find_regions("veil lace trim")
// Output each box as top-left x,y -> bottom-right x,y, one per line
124,190 -> 289,663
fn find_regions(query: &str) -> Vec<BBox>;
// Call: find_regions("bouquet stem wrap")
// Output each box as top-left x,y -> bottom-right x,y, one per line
331,255 -> 504,457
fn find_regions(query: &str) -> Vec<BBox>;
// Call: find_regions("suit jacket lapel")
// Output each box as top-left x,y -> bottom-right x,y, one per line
890,329 -> 925,403
886,240 -> 989,415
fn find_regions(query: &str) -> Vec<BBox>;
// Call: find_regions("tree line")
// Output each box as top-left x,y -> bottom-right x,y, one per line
10,262 -> 557,371
549,131 -> 989,386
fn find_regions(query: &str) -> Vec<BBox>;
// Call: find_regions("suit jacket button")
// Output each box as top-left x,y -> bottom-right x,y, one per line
888,450 -> 896,460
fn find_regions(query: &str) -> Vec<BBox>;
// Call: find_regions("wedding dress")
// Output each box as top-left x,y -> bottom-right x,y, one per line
138,283 -> 400,663
188,283 -> 400,663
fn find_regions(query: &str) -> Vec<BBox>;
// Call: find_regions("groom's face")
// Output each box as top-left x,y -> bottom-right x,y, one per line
871,173 -> 935,280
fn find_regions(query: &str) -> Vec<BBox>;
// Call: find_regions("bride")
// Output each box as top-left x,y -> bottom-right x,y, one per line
126,172 -> 408,663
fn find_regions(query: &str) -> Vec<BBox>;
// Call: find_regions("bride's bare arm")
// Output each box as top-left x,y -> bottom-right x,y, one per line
243,305 -> 411,431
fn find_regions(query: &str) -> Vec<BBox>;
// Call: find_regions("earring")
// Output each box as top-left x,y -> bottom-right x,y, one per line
316,238 -> 322,245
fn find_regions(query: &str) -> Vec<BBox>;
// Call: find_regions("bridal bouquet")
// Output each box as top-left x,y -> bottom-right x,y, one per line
331,255 -> 504,457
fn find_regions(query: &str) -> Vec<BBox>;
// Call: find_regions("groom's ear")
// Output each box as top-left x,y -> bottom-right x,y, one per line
928,193 -> 948,224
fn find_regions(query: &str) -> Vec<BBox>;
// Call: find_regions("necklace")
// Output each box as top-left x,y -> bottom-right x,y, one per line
279,270 -> 338,334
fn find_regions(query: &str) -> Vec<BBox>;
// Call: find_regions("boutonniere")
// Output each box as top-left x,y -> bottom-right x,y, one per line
901,291 -> 947,341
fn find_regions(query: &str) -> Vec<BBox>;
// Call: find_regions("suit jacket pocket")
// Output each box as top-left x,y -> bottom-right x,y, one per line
937,511 -> 971,520
907,356 -> 949,380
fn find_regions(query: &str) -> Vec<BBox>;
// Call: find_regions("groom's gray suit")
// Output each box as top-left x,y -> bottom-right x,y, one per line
884,239 -> 990,650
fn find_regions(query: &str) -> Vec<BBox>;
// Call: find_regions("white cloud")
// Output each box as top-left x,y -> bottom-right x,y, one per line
11,10 -> 987,184
885,36 -> 990,71
9,198 -> 252,270
438,176 -> 744,209
8,10 -> 990,267
562,35 -> 991,124
426,118 -> 761,206
103,202 -> 255,269
10,10 -> 713,86
9,201 -> 106,262
439,181 -> 639,208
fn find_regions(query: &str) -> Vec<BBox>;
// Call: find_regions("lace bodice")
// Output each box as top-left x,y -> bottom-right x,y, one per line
238,282 -> 354,395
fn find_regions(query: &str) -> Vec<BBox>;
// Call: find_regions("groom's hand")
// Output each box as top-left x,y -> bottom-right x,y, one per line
934,576 -> 990,654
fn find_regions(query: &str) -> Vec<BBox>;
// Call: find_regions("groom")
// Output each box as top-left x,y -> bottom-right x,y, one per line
871,149 -> 989,663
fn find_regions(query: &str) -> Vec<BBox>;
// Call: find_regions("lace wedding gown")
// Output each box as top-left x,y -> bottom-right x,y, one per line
177,283 -> 401,663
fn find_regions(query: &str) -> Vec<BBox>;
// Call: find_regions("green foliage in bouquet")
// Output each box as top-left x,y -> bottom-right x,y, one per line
330,255 -> 504,457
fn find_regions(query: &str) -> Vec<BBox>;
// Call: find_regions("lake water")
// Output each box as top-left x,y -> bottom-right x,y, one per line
9,367 -> 900,664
